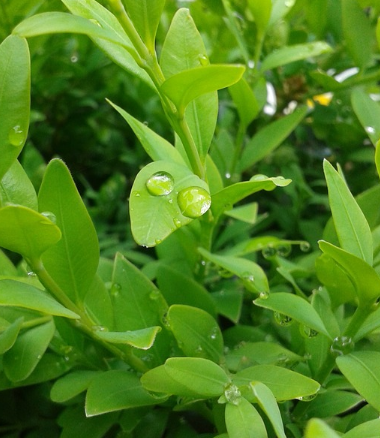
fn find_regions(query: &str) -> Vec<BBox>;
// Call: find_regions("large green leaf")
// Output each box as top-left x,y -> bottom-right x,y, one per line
122,0 -> 165,53
238,107 -> 308,172
0,280 -> 79,319
254,293 -> 332,338
323,159 -> 373,265
319,240 -> 380,306
342,0 -> 373,70
85,370 -> 165,416
3,319 -> 55,382
38,159 -> 99,304
0,35 -> 30,180
351,89 -> 380,146
337,351 -> 380,411
304,419 -> 341,438
160,8 -> 218,162
129,160 -> 211,247
225,397 -> 267,438
0,205 -> 61,260
167,305 -> 223,363
0,317 -> 23,354
161,64 -> 245,115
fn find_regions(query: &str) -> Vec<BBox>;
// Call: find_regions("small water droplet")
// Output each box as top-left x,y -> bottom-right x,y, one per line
300,242 -> 310,252
173,218 -> 182,228
300,325 -> 319,338
225,172 -> 231,179
241,272 -> 254,282
141,353 -> 154,363
274,312 -> 293,327
224,384 -> 241,405
41,211 -> 57,224
149,290 -> 160,300
218,268 -> 234,278
276,353 -> 290,366
143,121 -> 149,126
146,171 -> 174,196
70,54 -> 78,63
92,325 -> 107,332
8,125 -> 25,147
177,186 -> 211,218
89,18 -> 102,27
247,60 -> 255,69
155,238 -> 162,245
133,191 -> 141,197
262,245 -> 277,259
27,271 -> 37,278
276,244 -> 291,257
259,291 -> 269,300
297,393 -> 318,402
37,354 -> 42,360
198,54 -> 209,66
330,336 -> 354,356
365,126 -> 375,135
111,283 -> 121,297
200,260 -> 206,266
209,327 -> 219,340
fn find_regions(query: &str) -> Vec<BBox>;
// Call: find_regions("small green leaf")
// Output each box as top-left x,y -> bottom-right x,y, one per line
84,275 -> 114,330
238,107 -> 308,172
0,35 -> 30,180
0,280 -> 79,319
248,0 -> 272,37
161,64 -> 245,114
305,390 -> 363,418
0,317 -> 23,354
3,320 -> 55,382
165,357 -> 230,398
85,370 -> 166,416
130,161 -> 210,247
323,159 -> 373,265
38,159 -> 99,304
304,419 -> 341,438
167,305 -> 223,363
95,327 -> 161,350
225,397 -> 267,438
229,78 -> 259,128
344,419 -> 380,438
0,205 -> 61,260
337,351 -> 380,411
198,248 -> 269,294
319,240 -> 380,306
254,293 -> 332,338
250,382 -> 286,438
269,0 -> 296,26
51,371 -> 102,403
351,89 -> 380,145
233,365 -> 320,401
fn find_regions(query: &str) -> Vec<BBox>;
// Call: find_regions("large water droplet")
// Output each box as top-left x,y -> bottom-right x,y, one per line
262,245 -> 277,259
177,187 -> 211,218
224,384 -> 241,405
8,125 -> 25,147
274,312 -> 293,327
41,211 -> 57,224
330,336 -> 354,356
146,172 -> 174,196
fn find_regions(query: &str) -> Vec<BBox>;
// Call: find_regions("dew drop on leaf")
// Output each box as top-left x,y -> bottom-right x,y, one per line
241,272 -> 254,283
209,327 -> 219,340
92,325 -> 107,332
274,312 -> 293,327
155,238 -> 162,245
41,211 -> 57,224
198,54 -> 209,66
27,271 -> 37,277
149,290 -> 160,300
224,384 -> 241,405
262,245 -> 277,259
259,291 -> 269,300
111,283 -> 121,297
365,126 -> 375,135
146,172 -> 174,196
297,393 -> 318,402
330,336 -> 354,356
300,325 -> 319,338
8,125 -> 25,147
173,218 -> 181,228
276,244 -> 292,257
177,187 -> 211,218
300,241 -> 310,252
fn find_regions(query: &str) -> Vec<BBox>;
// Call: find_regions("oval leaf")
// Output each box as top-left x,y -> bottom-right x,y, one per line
225,398 -> 267,438
51,370 -> 102,403
95,326 -> 161,350
0,317 -> 23,354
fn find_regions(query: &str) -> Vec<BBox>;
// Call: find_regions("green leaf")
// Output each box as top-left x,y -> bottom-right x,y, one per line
164,357 -> 230,398
3,319 -> 55,382
342,0 -> 373,70
0,317 -> 23,354
376,140 -> 380,180
261,42 -> 332,71
319,240 -> 380,306
344,419 -> 380,438
225,397 -> 267,438
129,160 -> 210,247
351,89 -> 380,145
161,64 -> 245,115
337,351 -> 380,411
84,274 -> 114,330
0,160 -> 38,210
0,205 -> 61,260
167,304 -> 223,363
305,390 -> 363,418
229,78 -> 259,128
323,159 -> 373,265
233,365 -> 320,401
0,35 -> 30,180
198,248 -> 269,294
85,370 -> 166,416
160,8 -> 218,162
248,0 -> 272,37
238,107 -> 308,172
250,382 -> 286,438
269,0 -> 296,26
95,327 -> 161,350
355,305 -> 380,341
304,419 -> 341,438
121,0 -> 165,53
254,293 -> 332,338
38,159 -> 99,304
107,100 -> 185,165
51,371 -> 102,403
0,280 -> 79,319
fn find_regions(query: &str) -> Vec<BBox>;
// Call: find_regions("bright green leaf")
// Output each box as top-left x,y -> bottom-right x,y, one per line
0,35 -> 30,180
229,78 -> 259,128
38,159 -> 99,304
0,280 -> 79,319
225,397 -> 267,438
344,419 -> 380,438
95,327 -> 161,350
351,89 -> 380,145
323,159 -> 373,265
0,205 -> 61,260
51,371 -> 102,403
0,317 -> 23,354
269,0 -> 296,26
304,419 -> 341,438
248,0 -> 272,37
337,351 -> 380,411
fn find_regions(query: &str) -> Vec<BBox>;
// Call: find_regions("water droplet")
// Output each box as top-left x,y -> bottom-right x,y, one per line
111,283 -> 121,297
301,325 -> 318,338
365,126 -> 375,135
297,393 -> 318,402
173,218 -> 182,228
41,211 -> 57,224
89,18 -> 102,27
92,325 -> 107,332
133,191 -> 141,197
201,260 -> 206,266
8,125 -> 25,147
141,353 -> 154,363
27,271 -> 36,277
70,54 -> 78,63
251,174 -> 268,182
209,327 -> 219,340
262,245 -> 277,259
241,272 -> 254,283
218,268 -> 234,278
37,354 -> 42,359
195,345 -> 203,355
149,290 -> 160,300
300,242 -> 310,252
225,172 -> 231,179
146,172 -> 174,196
330,336 -> 354,356
259,291 -> 269,300
224,384 -> 241,405
276,244 -> 291,257
198,54 -> 209,66
274,312 -> 293,327
177,187 -> 211,218
247,60 -> 255,69
155,238 -> 162,245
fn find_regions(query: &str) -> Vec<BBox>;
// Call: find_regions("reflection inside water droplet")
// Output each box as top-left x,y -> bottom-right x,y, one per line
259,291 -> 269,300
300,242 -> 310,252
224,384 -> 241,405
274,312 -> 293,326
146,172 -> 174,196
177,187 -> 211,218
330,336 -> 354,356
8,125 -> 25,147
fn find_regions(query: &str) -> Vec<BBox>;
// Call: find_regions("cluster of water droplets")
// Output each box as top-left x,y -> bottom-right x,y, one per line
261,241 -> 310,260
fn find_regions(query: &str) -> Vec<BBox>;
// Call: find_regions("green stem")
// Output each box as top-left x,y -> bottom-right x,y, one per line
344,304 -> 374,340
